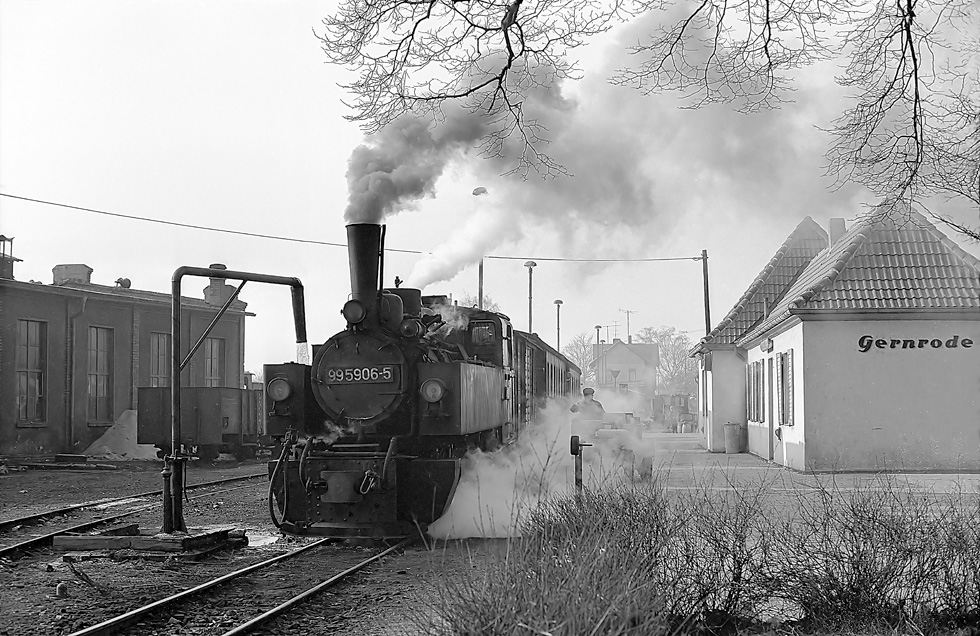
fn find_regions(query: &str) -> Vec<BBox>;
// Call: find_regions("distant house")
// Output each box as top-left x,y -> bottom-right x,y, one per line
691,211 -> 980,471
593,338 -> 659,412
0,239 -> 251,456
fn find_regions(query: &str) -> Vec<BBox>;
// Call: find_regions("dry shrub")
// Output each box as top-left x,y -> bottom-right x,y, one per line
417,471 -> 980,635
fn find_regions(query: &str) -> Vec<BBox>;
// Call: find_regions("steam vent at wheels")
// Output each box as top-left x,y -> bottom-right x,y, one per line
692,210 -> 980,472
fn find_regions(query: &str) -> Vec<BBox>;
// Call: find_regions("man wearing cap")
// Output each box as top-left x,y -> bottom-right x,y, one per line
570,388 -> 605,421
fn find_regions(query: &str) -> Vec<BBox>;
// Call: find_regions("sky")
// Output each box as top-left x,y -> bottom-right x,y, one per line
2,0 -> 978,377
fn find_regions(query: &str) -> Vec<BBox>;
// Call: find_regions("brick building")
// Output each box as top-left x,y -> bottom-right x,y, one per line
0,238 -> 250,456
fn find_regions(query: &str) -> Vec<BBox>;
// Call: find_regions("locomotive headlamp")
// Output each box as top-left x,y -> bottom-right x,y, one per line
399,318 -> 423,338
342,299 -> 367,325
420,378 -> 447,403
267,377 -> 292,402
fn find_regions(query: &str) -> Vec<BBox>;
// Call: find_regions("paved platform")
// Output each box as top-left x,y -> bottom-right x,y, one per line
644,441 -> 980,496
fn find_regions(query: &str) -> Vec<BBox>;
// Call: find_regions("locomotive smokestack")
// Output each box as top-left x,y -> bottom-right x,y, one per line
346,223 -> 383,322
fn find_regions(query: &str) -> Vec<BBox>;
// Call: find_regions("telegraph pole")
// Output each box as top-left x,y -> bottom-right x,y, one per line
619,309 -> 636,343
700,249 -> 711,335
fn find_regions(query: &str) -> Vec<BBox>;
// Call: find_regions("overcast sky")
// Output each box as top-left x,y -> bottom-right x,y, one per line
2,0 -> 978,376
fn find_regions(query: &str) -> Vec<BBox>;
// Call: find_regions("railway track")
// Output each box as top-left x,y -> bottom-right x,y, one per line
63,537 -> 417,636
0,474 -> 266,558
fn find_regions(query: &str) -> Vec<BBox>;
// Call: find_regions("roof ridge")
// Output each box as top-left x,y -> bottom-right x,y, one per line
905,208 -> 980,274
788,223 -> 872,309
701,216 -> 827,342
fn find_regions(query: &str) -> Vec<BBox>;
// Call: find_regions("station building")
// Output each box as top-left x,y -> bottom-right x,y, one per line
691,210 -> 980,471
0,239 -> 250,456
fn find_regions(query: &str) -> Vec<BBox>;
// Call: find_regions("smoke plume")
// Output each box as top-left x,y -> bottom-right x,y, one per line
345,106 -> 485,224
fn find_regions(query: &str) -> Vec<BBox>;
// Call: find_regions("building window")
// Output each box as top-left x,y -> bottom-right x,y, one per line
16,320 -> 47,423
746,360 -> 765,422
88,326 -> 114,422
150,332 -> 171,387
204,337 -> 225,387
776,350 -> 794,425
629,368 -> 636,381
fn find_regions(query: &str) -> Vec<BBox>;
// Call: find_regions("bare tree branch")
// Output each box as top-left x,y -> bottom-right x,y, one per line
317,0 -> 627,176
318,0 -> 979,238
825,0 -> 978,237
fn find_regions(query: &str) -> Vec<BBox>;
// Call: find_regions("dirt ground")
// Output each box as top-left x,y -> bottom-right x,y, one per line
0,458 -> 477,636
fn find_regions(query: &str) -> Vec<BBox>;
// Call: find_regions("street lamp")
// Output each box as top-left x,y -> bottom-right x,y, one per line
554,299 -> 563,348
473,187 -> 488,310
524,261 -> 537,332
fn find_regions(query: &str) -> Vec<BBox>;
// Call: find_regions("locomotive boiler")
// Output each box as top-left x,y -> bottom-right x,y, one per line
263,223 -> 580,538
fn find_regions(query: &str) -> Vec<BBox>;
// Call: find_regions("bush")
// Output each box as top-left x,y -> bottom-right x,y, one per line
418,472 -> 980,635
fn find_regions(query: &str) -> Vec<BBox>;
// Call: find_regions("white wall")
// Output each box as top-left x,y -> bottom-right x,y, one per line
705,349 -> 747,453
803,319 -> 980,470
744,323 -> 806,469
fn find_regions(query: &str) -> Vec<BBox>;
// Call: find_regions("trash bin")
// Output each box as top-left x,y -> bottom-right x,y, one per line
724,422 -> 743,454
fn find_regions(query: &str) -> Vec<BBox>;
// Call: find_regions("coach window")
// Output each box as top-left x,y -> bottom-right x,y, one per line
16,319 -> 47,425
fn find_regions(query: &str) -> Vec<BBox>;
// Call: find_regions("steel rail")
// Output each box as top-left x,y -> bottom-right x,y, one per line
0,473 -> 265,533
65,538 -> 335,636
0,480 -> 266,558
220,537 -> 417,636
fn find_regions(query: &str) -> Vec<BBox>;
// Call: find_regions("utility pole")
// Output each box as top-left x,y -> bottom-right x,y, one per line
700,249 -> 711,335
478,258 -> 484,310
619,309 -> 636,343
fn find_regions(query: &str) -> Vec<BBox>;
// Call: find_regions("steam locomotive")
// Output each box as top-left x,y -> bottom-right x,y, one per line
263,223 -> 580,538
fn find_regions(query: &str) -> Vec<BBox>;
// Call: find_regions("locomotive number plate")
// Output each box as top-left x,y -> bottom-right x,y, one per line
324,365 -> 395,384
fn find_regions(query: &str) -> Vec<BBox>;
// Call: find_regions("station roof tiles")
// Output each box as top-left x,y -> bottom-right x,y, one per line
696,216 -> 828,348
736,208 -> 980,345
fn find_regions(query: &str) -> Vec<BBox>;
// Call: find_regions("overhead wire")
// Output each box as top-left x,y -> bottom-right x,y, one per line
1,193 -> 703,263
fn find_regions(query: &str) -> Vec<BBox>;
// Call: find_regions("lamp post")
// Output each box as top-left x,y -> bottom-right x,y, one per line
473,187 -> 488,310
554,299 -> 563,348
524,261 -> 537,332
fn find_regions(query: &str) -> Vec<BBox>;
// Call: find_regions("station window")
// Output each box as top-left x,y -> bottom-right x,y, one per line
88,326 -> 114,422
746,360 -> 765,422
150,332 -> 171,387
204,337 -> 225,387
776,350 -> 794,425
16,319 -> 47,423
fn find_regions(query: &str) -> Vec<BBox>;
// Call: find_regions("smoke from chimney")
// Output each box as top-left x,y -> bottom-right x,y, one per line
345,107 -> 484,224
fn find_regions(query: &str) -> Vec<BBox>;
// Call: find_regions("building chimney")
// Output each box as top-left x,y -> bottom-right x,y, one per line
204,263 -> 232,305
0,235 -> 21,280
829,218 -> 846,245
53,264 -> 93,285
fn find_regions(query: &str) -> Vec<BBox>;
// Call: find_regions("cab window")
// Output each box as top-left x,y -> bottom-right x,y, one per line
471,322 -> 496,345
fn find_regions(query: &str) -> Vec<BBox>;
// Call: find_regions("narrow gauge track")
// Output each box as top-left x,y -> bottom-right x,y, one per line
0,475 -> 266,558
64,537 -> 417,636
0,473 -> 266,532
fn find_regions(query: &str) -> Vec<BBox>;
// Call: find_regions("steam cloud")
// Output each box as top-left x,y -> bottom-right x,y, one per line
427,398 -> 656,539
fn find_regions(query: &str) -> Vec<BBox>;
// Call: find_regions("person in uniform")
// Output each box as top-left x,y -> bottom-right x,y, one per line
570,387 -> 605,421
